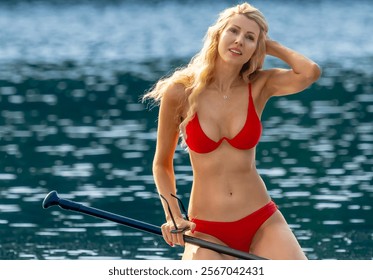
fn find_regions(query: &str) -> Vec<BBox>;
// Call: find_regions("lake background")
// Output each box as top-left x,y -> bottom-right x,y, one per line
0,0 -> 372,260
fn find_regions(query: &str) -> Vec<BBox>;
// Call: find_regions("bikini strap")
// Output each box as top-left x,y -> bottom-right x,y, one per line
248,83 -> 254,107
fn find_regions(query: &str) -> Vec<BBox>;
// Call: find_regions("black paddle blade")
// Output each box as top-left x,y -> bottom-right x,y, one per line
42,190 -> 60,209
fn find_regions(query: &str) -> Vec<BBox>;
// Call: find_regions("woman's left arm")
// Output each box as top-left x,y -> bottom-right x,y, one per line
262,39 -> 321,97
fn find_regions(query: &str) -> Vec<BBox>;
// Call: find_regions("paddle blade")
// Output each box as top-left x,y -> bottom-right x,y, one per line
42,190 -> 60,209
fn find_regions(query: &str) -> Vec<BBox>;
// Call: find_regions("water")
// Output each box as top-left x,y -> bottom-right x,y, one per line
0,0 -> 372,260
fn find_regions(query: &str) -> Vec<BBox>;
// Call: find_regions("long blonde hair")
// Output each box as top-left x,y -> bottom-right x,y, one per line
143,2 -> 268,134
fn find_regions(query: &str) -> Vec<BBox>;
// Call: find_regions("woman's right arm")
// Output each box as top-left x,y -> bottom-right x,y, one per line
152,83 -> 194,247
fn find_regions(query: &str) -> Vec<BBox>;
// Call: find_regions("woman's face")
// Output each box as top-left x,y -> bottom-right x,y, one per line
217,14 -> 260,67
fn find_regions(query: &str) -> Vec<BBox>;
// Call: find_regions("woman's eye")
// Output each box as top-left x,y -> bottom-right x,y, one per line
246,35 -> 255,41
229,28 -> 238,34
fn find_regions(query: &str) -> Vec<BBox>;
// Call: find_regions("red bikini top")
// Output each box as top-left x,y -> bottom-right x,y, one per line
185,83 -> 262,154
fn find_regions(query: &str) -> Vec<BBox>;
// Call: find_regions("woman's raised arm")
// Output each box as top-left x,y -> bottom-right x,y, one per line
262,39 -> 321,98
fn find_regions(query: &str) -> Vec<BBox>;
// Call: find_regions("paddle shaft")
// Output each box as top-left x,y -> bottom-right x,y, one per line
43,191 -> 267,260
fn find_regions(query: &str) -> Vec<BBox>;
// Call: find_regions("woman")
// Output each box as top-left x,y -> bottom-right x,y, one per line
143,3 -> 320,260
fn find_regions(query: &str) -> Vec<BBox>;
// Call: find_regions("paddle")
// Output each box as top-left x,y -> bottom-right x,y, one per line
42,190 -> 267,260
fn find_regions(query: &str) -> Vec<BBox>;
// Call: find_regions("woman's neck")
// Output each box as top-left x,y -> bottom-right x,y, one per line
211,58 -> 243,92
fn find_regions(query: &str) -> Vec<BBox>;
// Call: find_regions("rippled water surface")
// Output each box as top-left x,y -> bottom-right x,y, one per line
0,0 -> 372,260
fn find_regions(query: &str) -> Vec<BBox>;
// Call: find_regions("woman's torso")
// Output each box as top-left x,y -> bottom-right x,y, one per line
180,75 -> 271,222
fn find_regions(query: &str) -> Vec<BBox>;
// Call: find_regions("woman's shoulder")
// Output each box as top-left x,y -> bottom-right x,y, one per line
167,82 -> 187,94
162,82 -> 189,112
249,69 -> 274,83
164,82 -> 188,100
248,70 -> 276,102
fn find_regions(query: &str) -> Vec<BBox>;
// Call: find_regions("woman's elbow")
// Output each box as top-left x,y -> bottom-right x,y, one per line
307,63 -> 322,83
152,160 -> 172,175
152,161 -> 163,174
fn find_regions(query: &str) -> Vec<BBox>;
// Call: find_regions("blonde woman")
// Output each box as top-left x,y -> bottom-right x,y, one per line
143,2 -> 320,260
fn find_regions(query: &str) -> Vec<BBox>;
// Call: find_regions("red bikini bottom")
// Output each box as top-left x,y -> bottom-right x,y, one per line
193,201 -> 278,252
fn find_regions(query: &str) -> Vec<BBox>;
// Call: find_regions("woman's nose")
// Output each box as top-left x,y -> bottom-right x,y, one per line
234,35 -> 244,46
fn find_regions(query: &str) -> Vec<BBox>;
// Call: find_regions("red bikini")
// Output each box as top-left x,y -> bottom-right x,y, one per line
192,201 -> 278,252
185,83 -> 277,253
185,83 -> 262,154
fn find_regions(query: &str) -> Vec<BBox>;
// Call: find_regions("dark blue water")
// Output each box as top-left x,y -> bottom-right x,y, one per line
0,0 -> 372,260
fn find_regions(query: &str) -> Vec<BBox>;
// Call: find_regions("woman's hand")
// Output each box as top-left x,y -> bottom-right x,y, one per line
160,217 -> 196,247
265,36 -> 280,56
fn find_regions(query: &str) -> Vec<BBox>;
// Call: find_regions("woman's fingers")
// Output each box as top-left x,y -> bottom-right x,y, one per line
161,222 -> 174,246
189,220 -> 196,234
161,220 -> 196,247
